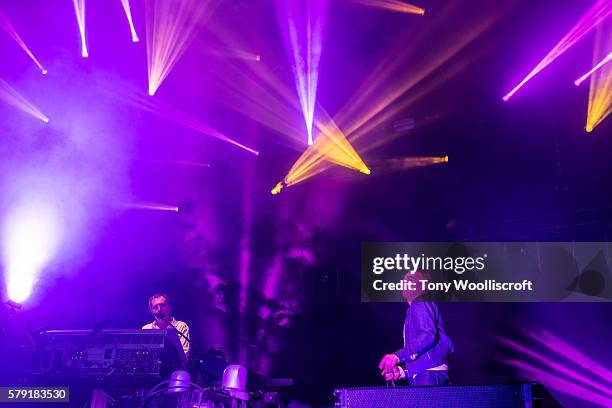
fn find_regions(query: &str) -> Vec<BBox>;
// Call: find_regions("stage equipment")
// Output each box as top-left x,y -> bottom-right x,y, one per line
334,382 -> 561,408
32,329 -> 186,380
222,365 -> 248,400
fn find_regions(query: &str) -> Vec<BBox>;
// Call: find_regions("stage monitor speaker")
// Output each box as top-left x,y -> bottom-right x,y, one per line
334,382 -> 561,408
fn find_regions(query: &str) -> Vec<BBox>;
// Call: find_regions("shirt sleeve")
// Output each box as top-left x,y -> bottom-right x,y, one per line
394,303 -> 438,361
177,322 -> 190,357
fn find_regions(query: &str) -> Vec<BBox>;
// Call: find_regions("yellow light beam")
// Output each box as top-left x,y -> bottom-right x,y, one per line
586,21 -> 612,132
272,107 -> 370,194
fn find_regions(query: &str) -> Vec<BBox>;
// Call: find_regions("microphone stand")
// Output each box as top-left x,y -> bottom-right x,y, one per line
157,315 -> 190,344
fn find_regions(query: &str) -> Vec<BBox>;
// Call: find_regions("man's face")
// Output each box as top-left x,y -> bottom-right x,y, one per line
402,272 -> 424,302
150,296 -> 171,319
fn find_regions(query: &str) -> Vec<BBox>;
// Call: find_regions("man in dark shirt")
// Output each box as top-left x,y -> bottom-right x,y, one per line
378,271 -> 454,386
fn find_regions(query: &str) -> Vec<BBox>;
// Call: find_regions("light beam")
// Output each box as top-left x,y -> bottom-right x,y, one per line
586,22 -> 612,132
114,88 -> 258,155
120,0 -> 140,42
0,8 -> 47,74
575,51 -> 612,86
145,0 -> 217,95
277,0 -> 327,145
2,201 -> 63,303
72,0 -> 88,57
272,109 -> 370,194
0,79 -> 49,123
503,0 -> 612,101
119,203 -> 179,212
346,0 -> 425,15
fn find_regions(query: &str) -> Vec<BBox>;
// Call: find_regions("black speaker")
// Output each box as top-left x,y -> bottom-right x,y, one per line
334,382 -> 561,408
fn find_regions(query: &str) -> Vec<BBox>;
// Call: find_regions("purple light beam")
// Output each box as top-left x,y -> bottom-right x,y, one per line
120,0 -> 140,42
503,0 -> 612,101
278,0 -> 327,145
0,8 -> 47,74
575,51 -> 612,86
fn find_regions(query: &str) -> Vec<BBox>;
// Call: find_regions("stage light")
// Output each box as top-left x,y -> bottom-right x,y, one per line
271,182 -> 284,195
113,88 -> 259,155
276,0 -> 328,145
2,201 -> 63,303
527,329 -> 612,384
500,328 -> 612,407
575,51 -> 612,86
205,46 -> 262,62
585,23 -> 612,132
334,2 -> 506,148
370,156 -> 448,172
272,111 -> 370,194
505,359 -> 612,407
72,0 -> 88,57
120,0 -> 140,42
145,0 -> 216,95
0,78 -> 49,123
202,22 -> 315,146
346,0 -> 425,15
503,0 -> 611,101
120,203 -> 179,212
0,8 -> 47,74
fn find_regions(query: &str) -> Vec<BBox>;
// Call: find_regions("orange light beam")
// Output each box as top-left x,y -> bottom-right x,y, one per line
346,0 -> 424,15
586,22 -> 612,132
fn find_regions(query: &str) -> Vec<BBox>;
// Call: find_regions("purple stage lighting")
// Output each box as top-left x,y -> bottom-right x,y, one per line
115,89 -> 259,155
120,0 -> 140,42
575,51 -> 612,86
2,201 -> 63,303
0,78 -> 49,123
503,0 -> 612,101
0,8 -> 47,74
72,0 -> 88,57
119,203 -> 179,212
277,0 -> 328,145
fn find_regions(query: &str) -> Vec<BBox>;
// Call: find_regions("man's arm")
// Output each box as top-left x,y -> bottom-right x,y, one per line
394,303 -> 438,361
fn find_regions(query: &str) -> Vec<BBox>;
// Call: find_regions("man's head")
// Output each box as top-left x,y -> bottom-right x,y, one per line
402,270 -> 428,303
148,293 -> 171,320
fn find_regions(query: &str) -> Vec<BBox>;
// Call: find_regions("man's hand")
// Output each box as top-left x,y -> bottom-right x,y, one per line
384,365 -> 404,381
378,354 -> 399,376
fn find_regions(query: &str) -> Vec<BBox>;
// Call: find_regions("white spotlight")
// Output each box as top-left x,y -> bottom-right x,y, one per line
2,201 -> 63,303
